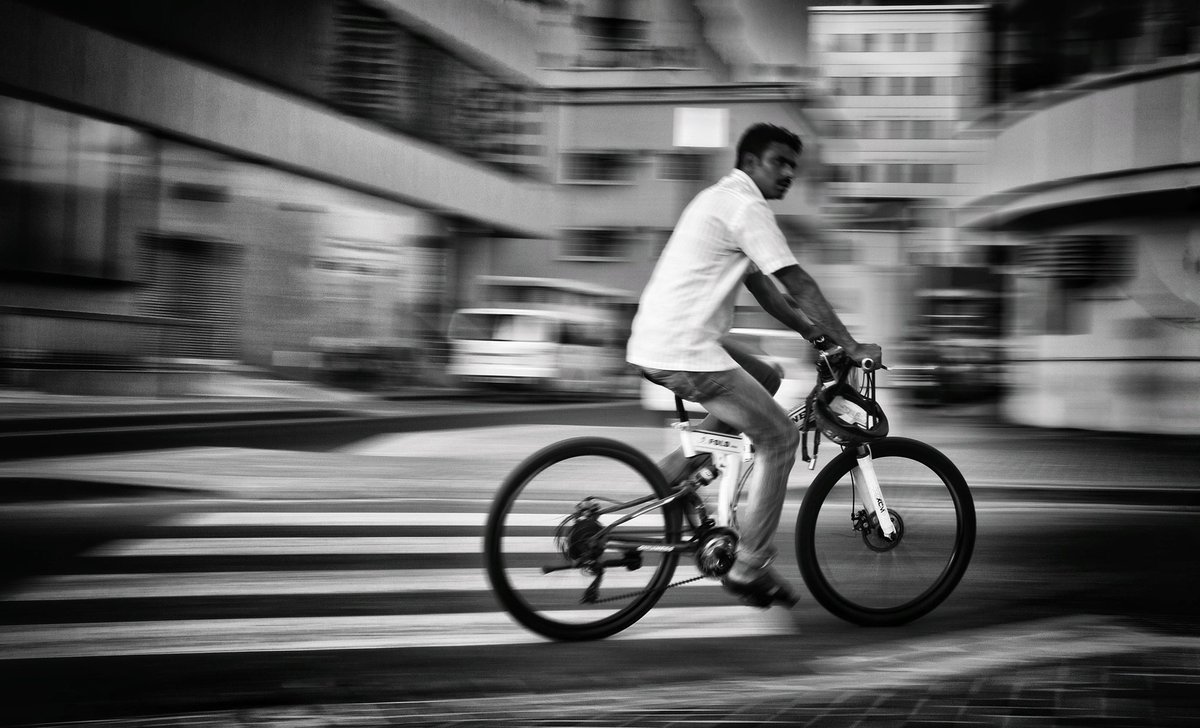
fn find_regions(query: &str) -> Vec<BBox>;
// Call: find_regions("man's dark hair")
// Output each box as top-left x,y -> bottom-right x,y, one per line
735,123 -> 802,169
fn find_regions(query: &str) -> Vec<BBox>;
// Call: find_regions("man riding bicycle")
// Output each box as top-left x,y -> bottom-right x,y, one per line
627,123 -> 883,609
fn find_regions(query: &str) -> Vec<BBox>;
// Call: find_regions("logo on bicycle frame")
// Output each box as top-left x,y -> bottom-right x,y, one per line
698,434 -> 737,451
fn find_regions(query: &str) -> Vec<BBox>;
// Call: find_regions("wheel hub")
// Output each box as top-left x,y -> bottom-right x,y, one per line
861,509 -> 904,552
557,514 -> 603,563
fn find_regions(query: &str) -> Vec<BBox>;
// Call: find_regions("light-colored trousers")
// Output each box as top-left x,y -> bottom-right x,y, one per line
637,340 -> 800,571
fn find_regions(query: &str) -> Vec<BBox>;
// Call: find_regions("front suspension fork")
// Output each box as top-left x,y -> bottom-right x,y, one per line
851,445 -> 896,540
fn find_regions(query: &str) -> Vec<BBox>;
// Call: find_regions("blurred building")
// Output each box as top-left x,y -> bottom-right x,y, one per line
810,3 -> 990,255
0,0 -> 557,393
0,0 -> 839,395
808,3 -> 997,402
961,0 -> 1200,433
475,0 -> 833,333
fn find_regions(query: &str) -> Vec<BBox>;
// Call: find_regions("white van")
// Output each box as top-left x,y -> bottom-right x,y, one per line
447,308 -> 622,394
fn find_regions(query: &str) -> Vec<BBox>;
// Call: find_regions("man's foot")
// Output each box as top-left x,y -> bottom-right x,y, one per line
721,568 -> 800,609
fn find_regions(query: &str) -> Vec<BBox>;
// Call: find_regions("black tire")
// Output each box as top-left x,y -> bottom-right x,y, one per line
796,437 -> 975,626
484,437 -> 683,641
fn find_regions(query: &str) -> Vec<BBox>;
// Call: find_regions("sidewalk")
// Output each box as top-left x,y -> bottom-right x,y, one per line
1,381 -> 1198,503
18,616 -> 1200,727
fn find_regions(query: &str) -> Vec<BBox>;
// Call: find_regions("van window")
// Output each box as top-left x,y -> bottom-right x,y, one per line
450,313 -> 553,343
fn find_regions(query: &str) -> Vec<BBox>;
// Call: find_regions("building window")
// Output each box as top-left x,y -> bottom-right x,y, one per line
889,33 -> 909,52
560,151 -> 636,184
560,228 -> 632,261
326,0 -> 543,179
838,34 -> 863,53
887,77 -> 908,95
911,120 -> 933,139
658,152 -> 708,181
0,97 -> 155,281
915,33 -> 936,52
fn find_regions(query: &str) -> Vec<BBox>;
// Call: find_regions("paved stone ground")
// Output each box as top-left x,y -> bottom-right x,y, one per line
18,650 -> 1200,726
17,619 -> 1200,727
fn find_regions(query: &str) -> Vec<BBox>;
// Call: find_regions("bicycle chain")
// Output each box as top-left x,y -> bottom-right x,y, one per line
590,573 -> 709,604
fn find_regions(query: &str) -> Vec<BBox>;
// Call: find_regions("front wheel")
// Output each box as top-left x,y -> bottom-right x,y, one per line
484,437 -> 683,641
796,437 -> 975,626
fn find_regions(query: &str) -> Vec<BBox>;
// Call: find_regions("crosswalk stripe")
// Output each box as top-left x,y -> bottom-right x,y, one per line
167,512 -> 490,527
0,606 -> 786,660
2,503 -> 750,661
3,567 -> 711,600
89,536 -> 546,556
163,512 -> 657,527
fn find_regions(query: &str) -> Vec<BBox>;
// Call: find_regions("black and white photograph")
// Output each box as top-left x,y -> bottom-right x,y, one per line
1,1 -> 1198,725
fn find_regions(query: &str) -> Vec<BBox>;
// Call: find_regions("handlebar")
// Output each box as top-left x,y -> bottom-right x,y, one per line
809,336 -> 884,372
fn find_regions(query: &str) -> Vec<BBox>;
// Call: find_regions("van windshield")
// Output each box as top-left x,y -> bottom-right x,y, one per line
450,313 -> 554,343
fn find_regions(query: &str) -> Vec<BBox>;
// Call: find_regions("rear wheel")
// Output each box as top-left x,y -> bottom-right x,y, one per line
484,437 -> 683,641
796,437 -> 975,626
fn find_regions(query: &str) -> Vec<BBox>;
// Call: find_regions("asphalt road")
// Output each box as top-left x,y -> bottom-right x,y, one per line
0,401 -> 1198,726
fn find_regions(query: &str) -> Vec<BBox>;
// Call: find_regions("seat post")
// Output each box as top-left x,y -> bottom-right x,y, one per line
674,395 -> 689,425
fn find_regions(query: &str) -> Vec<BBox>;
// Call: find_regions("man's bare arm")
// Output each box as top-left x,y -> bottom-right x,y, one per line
743,269 -> 821,340
769,265 -> 883,366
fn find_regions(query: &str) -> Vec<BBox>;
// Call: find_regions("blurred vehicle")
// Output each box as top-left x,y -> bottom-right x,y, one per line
311,336 -> 421,389
901,338 -> 1005,406
894,277 -> 1007,406
447,308 -> 623,394
639,328 -> 816,414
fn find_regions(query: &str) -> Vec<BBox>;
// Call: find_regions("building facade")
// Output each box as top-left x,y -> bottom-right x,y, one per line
807,4 -> 996,391
0,0 -> 841,395
962,0 -> 1200,433
0,0 -> 561,392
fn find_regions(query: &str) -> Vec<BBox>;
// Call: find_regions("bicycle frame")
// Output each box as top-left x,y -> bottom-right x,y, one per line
674,422 -> 751,528
581,424 -> 748,561
588,356 -> 898,563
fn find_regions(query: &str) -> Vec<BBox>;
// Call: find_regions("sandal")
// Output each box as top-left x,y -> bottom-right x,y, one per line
721,570 -> 800,609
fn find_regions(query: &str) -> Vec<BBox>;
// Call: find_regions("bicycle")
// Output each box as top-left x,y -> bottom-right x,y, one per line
484,337 -> 975,641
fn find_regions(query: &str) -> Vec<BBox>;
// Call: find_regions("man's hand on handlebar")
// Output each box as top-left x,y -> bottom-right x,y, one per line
847,343 -> 884,371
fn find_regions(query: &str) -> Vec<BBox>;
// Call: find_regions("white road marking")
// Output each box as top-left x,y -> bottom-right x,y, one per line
3,567 -> 711,600
0,606 -> 783,659
88,536 -> 543,556
164,511 -> 664,527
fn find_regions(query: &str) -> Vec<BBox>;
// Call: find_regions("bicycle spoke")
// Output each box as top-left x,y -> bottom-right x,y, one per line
486,440 -> 682,640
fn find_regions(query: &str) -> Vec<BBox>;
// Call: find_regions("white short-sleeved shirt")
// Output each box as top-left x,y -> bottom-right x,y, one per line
627,169 -> 798,371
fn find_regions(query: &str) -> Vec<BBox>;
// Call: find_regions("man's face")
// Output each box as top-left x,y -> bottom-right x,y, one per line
744,141 -> 799,200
